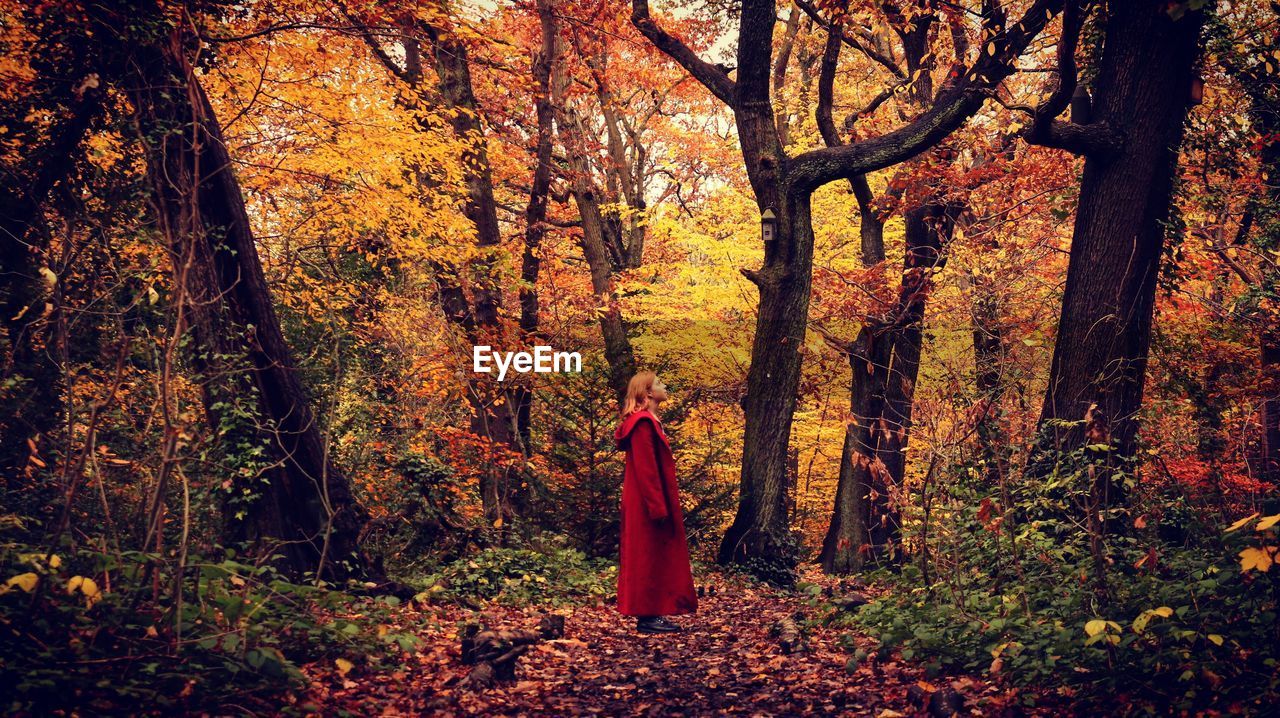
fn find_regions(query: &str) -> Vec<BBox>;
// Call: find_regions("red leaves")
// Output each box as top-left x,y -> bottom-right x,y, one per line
978,497 -> 1003,534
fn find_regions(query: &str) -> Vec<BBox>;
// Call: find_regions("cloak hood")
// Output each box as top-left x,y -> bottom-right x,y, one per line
615,409 -> 665,451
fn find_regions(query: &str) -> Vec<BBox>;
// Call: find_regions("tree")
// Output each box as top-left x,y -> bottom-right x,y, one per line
1023,0 -> 1212,508
0,9 -> 103,488
97,0 -> 372,580
348,0 -> 528,534
514,0 -> 561,468
1220,2 -> 1280,485
549,33 -> 639,402
810,0 -> 975,573
633,0 -> 1064,576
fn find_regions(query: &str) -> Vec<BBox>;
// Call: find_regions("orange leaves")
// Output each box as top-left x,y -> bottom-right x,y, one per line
1239,546 -> 1275,573
294,564 -> 1029,715
1228,513 -> 1280,574
977,497 -> 996,525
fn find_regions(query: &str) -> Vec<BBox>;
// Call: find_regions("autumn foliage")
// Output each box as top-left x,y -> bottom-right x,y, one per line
1,0 -> 1278,714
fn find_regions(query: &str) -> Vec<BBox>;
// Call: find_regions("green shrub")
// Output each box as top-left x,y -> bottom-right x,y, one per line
840,426 -> 1280,715
0,542 -> 424,714
422,533 -> 615,606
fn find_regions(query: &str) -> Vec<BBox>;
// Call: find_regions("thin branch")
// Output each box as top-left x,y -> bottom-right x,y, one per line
630,0 -> 736,106
788,0 -> 1066,193
794,0 -> 906,80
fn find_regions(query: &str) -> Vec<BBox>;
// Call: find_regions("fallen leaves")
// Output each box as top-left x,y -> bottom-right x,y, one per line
295,564 -> 1057,716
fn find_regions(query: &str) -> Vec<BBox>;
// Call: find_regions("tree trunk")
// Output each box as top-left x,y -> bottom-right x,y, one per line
512,0 -> 560,510
589,58 -> 647,270
820,200 -> 958,572
1263,325 -> 1280,486
353,5 -> 528,533
717,191 -> 810,569
821,319 -> 893,573
552,74 -> 637,402
418,17 -> 526,535
0,75 -> 100,486
970,259 -> 1008,488
1241,63 -> 1280,485
1026,3 -> 1208,504
118,13 -> 370,581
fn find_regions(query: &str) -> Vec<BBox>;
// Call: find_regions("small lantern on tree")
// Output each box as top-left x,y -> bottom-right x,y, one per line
761,208 -> 777,245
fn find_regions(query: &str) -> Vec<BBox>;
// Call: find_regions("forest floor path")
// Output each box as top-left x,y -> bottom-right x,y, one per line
299,564 -> 1041,716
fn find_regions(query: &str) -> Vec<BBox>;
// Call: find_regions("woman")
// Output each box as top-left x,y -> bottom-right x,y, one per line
614,371 -> 698,634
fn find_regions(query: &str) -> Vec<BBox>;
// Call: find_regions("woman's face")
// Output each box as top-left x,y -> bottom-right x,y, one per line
649,377 -> 669,404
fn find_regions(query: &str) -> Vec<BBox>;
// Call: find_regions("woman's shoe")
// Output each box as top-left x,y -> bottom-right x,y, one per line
637,616 -> 682,633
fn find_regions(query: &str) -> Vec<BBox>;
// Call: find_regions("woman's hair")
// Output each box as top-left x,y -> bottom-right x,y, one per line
620,370 -> 658,420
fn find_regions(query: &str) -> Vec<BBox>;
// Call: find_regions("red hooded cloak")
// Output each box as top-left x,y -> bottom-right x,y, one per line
614,409 -> 698,617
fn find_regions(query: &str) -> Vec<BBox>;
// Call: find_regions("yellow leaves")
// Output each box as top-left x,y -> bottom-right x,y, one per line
3,555 -> 67,593
67,575 -> 103,608
3,572 -> 39,594
1225,512 -> 1259,532
335,658 -> 355,676
1132,606 -> 1173,633
1239,546 -> 1275,573
1207,634 -> 1224,646
1255,514 -> 1280,531
1232,514 -> 1279,573
988,641 -> 1019,674
1084,619 -> 1113,637
67,575 -> 101,605
1084,619 -> 1121,645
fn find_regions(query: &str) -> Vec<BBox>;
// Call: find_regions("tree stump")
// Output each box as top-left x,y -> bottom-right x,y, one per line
459,613 -> 566,689
537,613 -> 565,639
907,684 -> 965,717
769,617 -> 809,654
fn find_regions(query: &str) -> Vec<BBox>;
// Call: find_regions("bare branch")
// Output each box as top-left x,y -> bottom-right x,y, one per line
1027,119 -> 1123,156
630,0 -> 736,106
788,0 -> 1065,193
794,0 -> 906,79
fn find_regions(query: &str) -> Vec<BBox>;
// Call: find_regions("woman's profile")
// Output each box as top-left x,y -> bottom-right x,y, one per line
614,371 -> 698,634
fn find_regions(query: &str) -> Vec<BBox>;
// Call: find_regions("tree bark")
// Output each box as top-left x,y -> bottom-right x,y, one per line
1026,2 -> 1210,504
418,12 -> 528,534
353,3 -> 528,532
820,202 -> 960,571
970,257 -> 1009,489
115,8 -> 370,580
813,0 -> 962,573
